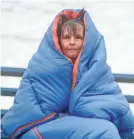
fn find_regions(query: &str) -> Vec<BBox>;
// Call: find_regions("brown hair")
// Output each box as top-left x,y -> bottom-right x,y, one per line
57,9 -> 85,38
61,20 -> 85,38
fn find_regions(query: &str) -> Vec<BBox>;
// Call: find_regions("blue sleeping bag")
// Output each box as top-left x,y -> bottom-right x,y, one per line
1,9 -> 134,139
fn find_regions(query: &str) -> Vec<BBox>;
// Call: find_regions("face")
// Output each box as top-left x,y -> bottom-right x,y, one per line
60,24 -> 84,62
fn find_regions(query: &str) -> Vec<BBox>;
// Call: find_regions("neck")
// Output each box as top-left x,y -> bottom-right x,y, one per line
72,58 -> 76,64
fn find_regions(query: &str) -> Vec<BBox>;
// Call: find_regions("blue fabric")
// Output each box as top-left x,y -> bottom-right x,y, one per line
1,9 -> 134,139
21,116 -> 122,139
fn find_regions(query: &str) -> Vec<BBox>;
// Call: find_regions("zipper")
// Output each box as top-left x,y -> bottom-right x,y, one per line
34,127 -> 42,139
11,112 -> 56,139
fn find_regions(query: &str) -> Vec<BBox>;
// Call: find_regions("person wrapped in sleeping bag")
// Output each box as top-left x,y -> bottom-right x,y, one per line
1,9 -> 134,139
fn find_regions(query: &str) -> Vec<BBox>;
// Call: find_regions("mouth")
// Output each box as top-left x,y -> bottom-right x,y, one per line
68,49 -> 79,51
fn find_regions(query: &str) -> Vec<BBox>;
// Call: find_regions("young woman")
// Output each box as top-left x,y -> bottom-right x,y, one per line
2,9 -> 134,139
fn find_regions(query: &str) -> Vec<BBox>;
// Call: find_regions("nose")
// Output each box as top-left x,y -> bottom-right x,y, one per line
69,36 -> 75,45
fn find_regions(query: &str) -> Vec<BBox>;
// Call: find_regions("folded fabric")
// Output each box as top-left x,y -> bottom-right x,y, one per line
69,10 -> 134,139
20,116 -> 122,139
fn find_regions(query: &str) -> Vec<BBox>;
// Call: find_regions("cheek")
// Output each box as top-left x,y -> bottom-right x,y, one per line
77,40 -> 84,49
60,40 -> 67,51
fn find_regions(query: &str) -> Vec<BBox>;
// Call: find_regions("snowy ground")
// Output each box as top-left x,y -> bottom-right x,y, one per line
1,0 -> 134,114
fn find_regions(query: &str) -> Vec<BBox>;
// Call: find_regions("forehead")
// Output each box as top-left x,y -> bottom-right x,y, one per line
61,23 -> 84,35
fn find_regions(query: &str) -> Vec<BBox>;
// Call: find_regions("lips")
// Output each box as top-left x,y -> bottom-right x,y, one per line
67,49 -> 79,51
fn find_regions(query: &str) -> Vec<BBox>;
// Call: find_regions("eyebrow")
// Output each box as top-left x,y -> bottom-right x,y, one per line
76,34 -> 84,37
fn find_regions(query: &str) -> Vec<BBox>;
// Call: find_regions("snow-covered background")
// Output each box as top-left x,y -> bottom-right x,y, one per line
1,0 -> 134,114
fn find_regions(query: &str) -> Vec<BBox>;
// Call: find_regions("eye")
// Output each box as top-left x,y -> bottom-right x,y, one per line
76,35 -> 84,39
62,35 -> 70,39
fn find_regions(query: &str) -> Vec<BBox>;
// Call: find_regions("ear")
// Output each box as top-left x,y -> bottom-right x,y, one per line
77,9 -> 85,21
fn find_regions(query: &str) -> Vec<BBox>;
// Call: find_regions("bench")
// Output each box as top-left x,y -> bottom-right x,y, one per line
1,67 -> 134,139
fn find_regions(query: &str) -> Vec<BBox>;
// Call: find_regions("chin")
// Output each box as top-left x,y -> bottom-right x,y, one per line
68,56 -> 78,60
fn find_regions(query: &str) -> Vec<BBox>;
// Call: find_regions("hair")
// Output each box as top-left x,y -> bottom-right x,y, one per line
60,20 -> 85,37
57,9 -> 85,38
